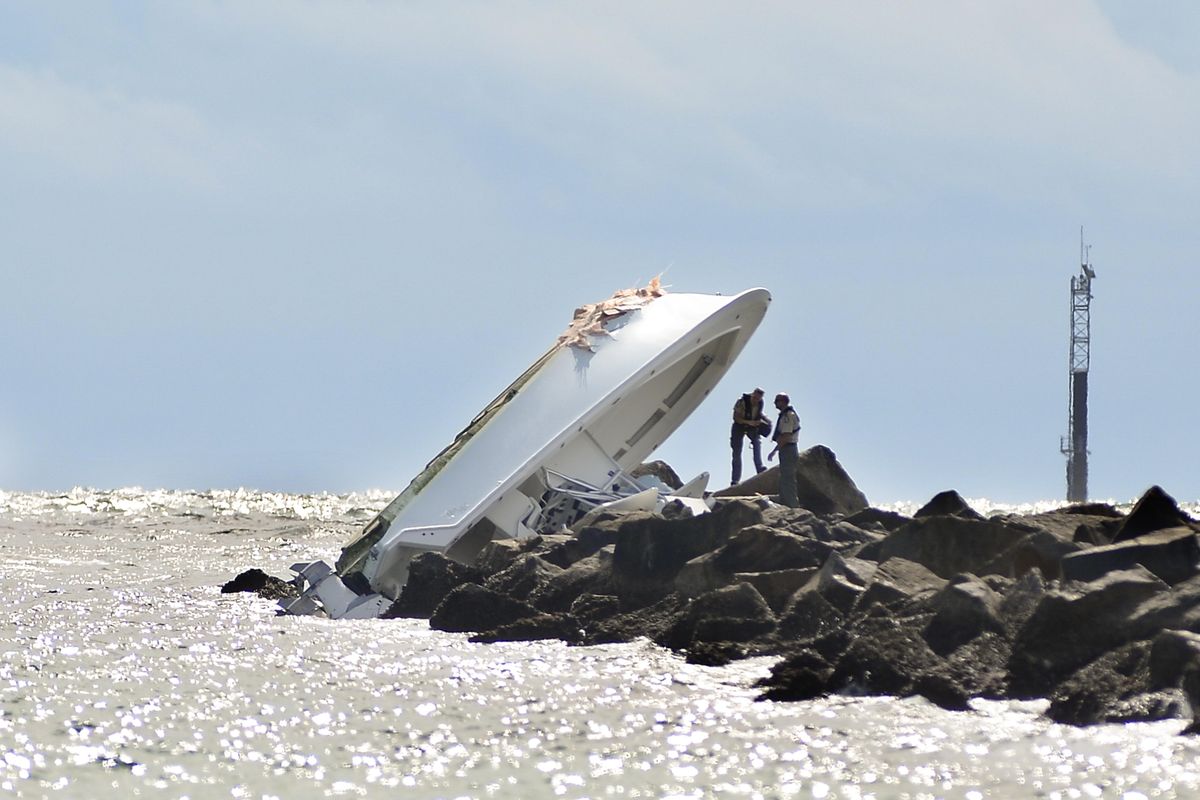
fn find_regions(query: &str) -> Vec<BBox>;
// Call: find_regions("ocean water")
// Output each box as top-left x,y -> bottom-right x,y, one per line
2,488 -> 1200,799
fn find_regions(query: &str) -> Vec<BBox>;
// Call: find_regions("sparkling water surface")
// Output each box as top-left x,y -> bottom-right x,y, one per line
2,488 -> 1200,798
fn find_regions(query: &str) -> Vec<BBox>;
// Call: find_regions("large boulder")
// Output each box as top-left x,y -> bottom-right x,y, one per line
1111,485 -> 1197,543
1129,577 -> 1200,645
630,460 -> 682,490
756,650 -> 835,701
914,490 -> 983,520
674,552 -> 733,598
429,584 -> 538,633
484,554 -> 564,601
713,445 -> 869,516
1149,629 -> 1200,691
829,621 -> 943,697
844,506 -> 911,534
811,552 -> 878,613
611,499 -> 763,604
1045,642 -> 1185,725
1007,566 -> 1168,697
854,557 -> 947,614
662,582 -> 776,649
864,515 -> 1059,581
584,593 -> 690,645
474,539 -> 526,577
384,552 -> 483,618
1003,505 -> 1123,547
529,547 -> 615,612
777,587 -> 846,641
713,525 -> 829,574
221,568 -> 298,600
735,568 -> 819,613
1060,527 -> 1200,586
923,574 -> 1004,656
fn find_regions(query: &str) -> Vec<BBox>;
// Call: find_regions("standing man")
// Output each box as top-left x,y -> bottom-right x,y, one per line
730,387 -> 769,485
768,392 -> 801,507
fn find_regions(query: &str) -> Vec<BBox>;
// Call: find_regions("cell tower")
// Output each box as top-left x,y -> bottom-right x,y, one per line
1061,230 -> 1096,503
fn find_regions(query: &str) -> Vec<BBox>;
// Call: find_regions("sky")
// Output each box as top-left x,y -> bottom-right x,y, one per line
2,1 -> 1198,506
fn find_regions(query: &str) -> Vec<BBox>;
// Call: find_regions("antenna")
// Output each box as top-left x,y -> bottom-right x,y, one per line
1060,229 -> 1095,502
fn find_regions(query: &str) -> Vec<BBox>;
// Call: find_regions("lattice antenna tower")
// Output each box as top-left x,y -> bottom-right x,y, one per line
1061,229 -> 1096,502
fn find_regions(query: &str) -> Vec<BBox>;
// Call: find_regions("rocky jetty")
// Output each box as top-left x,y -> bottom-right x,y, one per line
226,446 -> 1200,729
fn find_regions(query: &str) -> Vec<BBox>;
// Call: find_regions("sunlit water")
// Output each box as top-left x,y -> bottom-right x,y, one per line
2,488 -> 1200,798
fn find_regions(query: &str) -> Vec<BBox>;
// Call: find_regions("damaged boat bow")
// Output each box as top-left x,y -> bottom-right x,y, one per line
282,281 -> 771,618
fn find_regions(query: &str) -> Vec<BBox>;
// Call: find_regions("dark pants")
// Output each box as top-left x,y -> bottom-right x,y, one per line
730,424 -> 765,485
778,442 -> 799,507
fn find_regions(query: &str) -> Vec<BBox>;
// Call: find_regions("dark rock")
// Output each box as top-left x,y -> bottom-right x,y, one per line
872,515 -> 1040,580
539,532 -> 612,569
1063,502 -> 1125,518
1045,642 -> 1167,725
529,547 -> 615,613
997,570 -> 1047,634
584,593 -> 690,645
686,641 -> 752,666
713,525 -> 828,574
826,521 -> 886,549
844,506 -> 911,533
812,552 -> 877,612
475,539 -> 525,577
1061,527 -> 1200,586
712,445 -> 869,516
631,460 -> 683,490
384,552 -> 483,618
789,445 -> 870,515
930,631 -> 1012,699
571,508 -> 659,537
470,612 -> 583,644
221,568 -> 298,600
1008,567 -> 1168,698
611,499 -> 763,604
912,672 -> 971,711
778,587 -> 846,641
735,568 -> 819,613
830,622 -> 943,696
923,575 -> 1004,656
759,505 -> 820,532
661,499 -> 695,520
674,552 -> 733,598
430,583 -> 538,633
484,554 -> 563,602
664,582 -> 776,649
569,593 -> 620,623
914,490 -> 984,520
855,557 -> 946,614
1007,506 -> 1122,547
756,650 -> 834,701
1112,486 -> 1196,543
1149,630 -> 1200,690
1127,574 -> 1200,633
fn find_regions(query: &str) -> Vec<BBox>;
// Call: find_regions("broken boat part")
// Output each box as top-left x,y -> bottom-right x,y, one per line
281,281 -> 771,618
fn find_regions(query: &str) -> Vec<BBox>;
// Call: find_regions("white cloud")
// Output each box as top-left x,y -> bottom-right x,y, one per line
177,0 -> 1200,212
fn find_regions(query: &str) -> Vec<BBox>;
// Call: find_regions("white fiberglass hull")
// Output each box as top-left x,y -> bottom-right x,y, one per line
284,286 -> 771,617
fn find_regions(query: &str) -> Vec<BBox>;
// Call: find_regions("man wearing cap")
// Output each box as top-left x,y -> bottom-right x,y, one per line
730,388 -> 770,485
768,392 -> 801,507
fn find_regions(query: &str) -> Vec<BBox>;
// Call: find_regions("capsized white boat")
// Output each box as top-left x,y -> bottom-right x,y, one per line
282,281 -> 771,618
